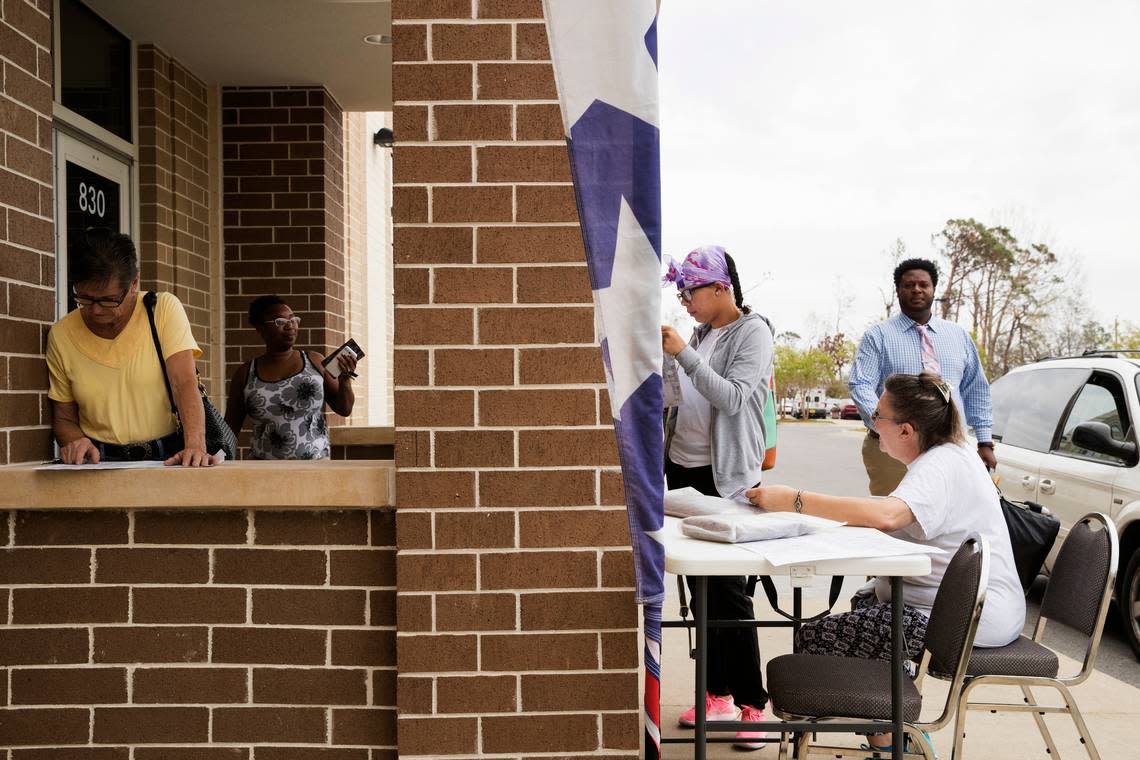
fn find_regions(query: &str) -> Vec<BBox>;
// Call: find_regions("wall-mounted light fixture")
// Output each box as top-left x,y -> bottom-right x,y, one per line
373,128 -> 394,148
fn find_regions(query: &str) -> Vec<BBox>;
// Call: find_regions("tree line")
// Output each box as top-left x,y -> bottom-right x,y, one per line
775,218 -> 1140,409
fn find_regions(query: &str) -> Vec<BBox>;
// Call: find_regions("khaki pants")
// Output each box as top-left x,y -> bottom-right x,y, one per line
861,432 -> 907,496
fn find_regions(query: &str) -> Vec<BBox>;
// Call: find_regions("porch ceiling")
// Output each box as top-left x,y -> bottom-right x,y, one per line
84,0 -> 392,111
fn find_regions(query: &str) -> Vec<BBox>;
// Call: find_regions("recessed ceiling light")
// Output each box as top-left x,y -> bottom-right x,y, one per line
363,34 -> 391,45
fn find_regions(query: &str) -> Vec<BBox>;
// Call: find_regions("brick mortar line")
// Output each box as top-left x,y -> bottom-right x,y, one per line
5,743 -> 397,750
397,140 -> 567,148
401,19 -> 546,26
388,429 -> 614,435
422,57 -> 555,65
402,707 -> 640,715
1,622 -> 398,629
395,467 -> 615,474
0,147 -> 54,182
398,304 -> 593,309
394,303 -> 591,308
0,277 -> 55,293
412,181 -> 574,187
2,583 -> 398,590
396,754 -> 634,760
0,51 -> 51,86
0,13 -> 51,48
395,99 -> 561,106
6,663 -> 391,670
397,262 -> 587,268
391,222 -> 579,228
399,549 -> 630,556
0,201 -> 53,222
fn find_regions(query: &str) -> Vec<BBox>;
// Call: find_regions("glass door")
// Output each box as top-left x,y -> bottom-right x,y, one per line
54,131 -> 132,317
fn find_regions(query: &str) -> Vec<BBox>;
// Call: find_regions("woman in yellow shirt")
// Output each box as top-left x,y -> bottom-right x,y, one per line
46,229 -> 214,466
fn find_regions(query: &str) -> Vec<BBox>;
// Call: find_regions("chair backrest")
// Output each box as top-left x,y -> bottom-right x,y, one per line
923,536 -> 989,677
1039,513 -> 1117,638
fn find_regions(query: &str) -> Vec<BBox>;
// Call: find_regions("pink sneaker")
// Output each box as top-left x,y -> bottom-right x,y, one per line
677,692 -> 738,727
733,703 -> 768,750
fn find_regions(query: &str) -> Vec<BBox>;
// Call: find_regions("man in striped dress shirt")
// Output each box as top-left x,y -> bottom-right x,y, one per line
848,258 -> 997,495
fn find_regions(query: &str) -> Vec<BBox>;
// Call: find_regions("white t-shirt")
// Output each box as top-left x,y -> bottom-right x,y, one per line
668,326 -> 724,468
876,442 -> 1026,647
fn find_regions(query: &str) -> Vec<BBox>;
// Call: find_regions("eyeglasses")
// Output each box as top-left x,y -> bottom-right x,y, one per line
265,316 -> 302,329
73,286 -> 130,309
677,283 -> 714,303
871,409 -> 906,426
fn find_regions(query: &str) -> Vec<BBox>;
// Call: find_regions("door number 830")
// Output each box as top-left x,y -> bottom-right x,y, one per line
77,182 -> 106,217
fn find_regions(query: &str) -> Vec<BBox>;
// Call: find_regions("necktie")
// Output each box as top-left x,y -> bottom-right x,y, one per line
916,324 -> 941,375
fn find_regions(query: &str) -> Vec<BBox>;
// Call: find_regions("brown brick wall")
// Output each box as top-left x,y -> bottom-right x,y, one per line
392,0 -> 640,756
136,45 -> 220,399
0,509 -> 397,756
0,0 -> 54,464
221,86 -> 348,386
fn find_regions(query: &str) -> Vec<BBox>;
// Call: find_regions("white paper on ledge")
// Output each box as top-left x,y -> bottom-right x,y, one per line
736,526 -> 944,567
36,460 -> 167,471
37,449 -> 226,470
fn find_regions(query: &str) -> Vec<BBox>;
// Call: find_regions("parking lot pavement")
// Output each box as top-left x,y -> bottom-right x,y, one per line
660,420 -> 1139,758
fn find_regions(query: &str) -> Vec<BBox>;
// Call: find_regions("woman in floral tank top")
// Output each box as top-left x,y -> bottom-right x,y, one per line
224,296 -> 357,459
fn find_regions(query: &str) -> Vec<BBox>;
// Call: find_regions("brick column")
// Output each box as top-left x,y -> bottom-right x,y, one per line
137,46 -> 220,397
392,1 -> 640,756
221,86 -> 347,385
0,0 -> 54,464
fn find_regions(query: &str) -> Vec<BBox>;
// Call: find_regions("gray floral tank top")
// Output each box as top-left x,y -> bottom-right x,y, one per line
245,351 -> 330,459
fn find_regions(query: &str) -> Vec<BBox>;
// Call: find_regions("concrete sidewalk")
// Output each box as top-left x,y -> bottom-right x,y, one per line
659,574 -> 1138,759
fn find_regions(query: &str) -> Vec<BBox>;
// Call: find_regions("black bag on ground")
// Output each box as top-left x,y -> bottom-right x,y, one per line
143,291 -> 238,460
999,492 -> 1060,591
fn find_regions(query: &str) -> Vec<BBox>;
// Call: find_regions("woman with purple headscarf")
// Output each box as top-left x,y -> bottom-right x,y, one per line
662,245 -> 775,748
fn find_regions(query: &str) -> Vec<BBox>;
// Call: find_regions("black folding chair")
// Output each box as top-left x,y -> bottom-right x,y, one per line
953,513 -> 1117,759
765,536 -> 990,760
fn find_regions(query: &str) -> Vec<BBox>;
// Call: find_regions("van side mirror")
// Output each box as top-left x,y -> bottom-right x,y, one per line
1072,421 -> 1138,465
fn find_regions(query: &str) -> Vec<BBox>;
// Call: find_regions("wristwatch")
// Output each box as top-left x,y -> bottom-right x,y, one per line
793,490 -> 804,514
977,442 -> 994,448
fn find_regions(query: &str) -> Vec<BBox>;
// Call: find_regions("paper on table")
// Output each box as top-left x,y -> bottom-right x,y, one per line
681,511 -> 843,543
36,449 -> 227,470
664,486 -> 756,518
736,526 -> 944,566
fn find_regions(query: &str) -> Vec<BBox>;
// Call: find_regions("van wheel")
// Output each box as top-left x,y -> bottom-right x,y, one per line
1122,549 -> 1140,659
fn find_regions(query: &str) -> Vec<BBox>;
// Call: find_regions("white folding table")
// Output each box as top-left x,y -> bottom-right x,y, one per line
651,517 -> 932,760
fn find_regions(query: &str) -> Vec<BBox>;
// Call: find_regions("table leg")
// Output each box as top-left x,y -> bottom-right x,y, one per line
891,576 -> 904,760
694,575 -> 708,760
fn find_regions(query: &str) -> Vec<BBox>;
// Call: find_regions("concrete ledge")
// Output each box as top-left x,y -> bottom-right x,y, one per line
1,459 -> 395,510
330,425 -> 395,446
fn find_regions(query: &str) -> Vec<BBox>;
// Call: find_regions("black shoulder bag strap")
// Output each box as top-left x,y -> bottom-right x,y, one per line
759,574 -> 845,624
675,573 -> 844,660
143,291 -> 179,421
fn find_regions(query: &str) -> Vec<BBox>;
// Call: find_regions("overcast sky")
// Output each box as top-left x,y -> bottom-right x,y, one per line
658,0 -> 1140,341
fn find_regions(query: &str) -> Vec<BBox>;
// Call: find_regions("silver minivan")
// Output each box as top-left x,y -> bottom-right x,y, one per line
991,352 -> 1140,658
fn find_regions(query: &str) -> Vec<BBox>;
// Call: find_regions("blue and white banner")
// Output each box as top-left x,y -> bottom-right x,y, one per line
543,2 -> 665,755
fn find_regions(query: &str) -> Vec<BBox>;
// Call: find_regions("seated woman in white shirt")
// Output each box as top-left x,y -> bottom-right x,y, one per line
748,371 -> 1024,647
747,371 -> 1025,752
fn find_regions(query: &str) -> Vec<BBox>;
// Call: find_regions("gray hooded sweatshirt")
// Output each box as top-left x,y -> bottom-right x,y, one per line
664,312 -> 774,497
